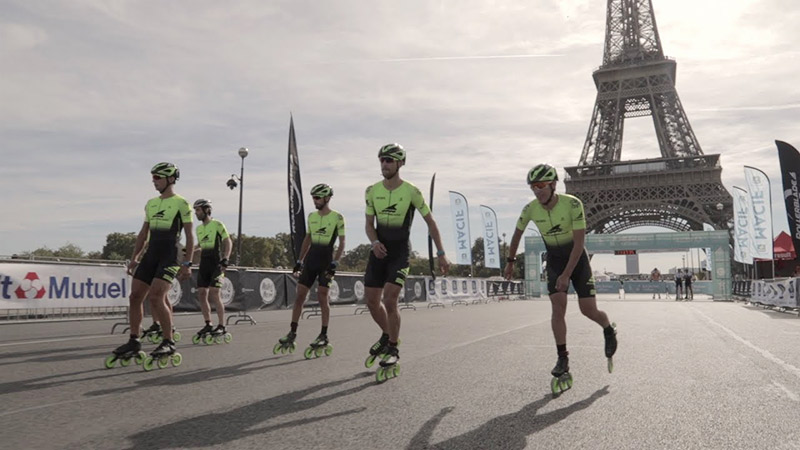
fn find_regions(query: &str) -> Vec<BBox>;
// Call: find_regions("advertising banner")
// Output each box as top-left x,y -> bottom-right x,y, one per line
479,205 -> 501,269
744,166 -> 773,259
449,191 -> 472,265
732,186 -> 753,264
1,263 -> 129,310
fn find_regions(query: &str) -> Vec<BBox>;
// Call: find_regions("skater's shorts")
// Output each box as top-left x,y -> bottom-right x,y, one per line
364,241 -> 410,288
298,260 -> 334,289
197,261 -> 224,289
134,247 -> 180,286
545,249 -> 595,298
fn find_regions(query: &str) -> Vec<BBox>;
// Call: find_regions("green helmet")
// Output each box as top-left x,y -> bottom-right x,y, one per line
310,183 -> 333,197
193,199 -> 212,210
151,162 -> 180,180
527,164 -> 558,184
378,143 -> 406,162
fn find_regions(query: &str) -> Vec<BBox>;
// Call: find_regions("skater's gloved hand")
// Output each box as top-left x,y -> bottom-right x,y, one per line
293,260 -> 304,276
326,260 -> 338,277
219,258 -> 229,270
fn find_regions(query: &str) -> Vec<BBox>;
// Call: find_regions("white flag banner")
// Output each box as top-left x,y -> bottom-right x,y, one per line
744,166 -> 773,259
732,186 -> 753,264
479,205 -> 501,269
449,191 -> 472,265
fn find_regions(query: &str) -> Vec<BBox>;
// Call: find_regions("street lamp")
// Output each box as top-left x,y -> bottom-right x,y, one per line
227,147 -> 249,266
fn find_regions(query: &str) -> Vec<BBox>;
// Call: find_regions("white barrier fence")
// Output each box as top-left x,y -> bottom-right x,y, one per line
749,278 -> 799,309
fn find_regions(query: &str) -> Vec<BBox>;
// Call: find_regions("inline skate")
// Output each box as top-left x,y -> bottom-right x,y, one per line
364,333 -> 390,368
208,324 -> 233,345
143,340 -> 182,371
376,345 -> 400,383
104,337 -> 147,369
273,331 -> 297,355
605,322 -> 617,373
304,333 -> 333,359
550,354 -> 573,397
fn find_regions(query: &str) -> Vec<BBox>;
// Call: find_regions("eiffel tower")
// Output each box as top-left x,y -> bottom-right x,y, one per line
563,0 -> 733,234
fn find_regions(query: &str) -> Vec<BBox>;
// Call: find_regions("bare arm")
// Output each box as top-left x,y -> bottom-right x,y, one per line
334,236 -> 345,262
297,234 -> 311,262
423,212 -> 450,275
127,222 -> 150,275
221,237 -> 232,260
365,214 -> 386,258
503,228 -> 525,280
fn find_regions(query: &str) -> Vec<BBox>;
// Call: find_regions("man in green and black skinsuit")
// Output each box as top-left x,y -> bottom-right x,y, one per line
363,143 -> 450,370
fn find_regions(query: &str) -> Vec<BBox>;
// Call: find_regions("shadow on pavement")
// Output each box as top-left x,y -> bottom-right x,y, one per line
122,371 -> 374,449
84,356 -> 312,397
407,386 -> 610,450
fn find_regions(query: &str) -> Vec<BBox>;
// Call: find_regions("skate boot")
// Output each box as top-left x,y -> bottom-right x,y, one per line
273,331 -> 297,355
192,324 -> 214,345
304,333 -> 332,359
143,339 -> 182,371
605,323 -> 618,373
141,322 -> 162,343
550,354 -> 572,397
104,337 -> 146,369
154,326 -> 182,344
210,324 -> 233,345
376,344 -> 400,383
364,333 -> 390,368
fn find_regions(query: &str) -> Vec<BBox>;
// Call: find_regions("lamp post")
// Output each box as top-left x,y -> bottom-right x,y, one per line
227,147 -> 248,266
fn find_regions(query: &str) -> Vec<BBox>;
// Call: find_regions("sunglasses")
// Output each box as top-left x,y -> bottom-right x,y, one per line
530,181 -> 551,189
379,157 -> 396,164
312,196 -> 323,200
152,175 -> 164,181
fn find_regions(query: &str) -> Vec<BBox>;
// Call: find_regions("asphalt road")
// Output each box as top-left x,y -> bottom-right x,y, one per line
1,295 -> 799,450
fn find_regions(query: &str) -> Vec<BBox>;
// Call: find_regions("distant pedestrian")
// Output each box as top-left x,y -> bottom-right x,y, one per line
675,269 -> 684,301
684,271 -> 694,300
650,268 -> 662,299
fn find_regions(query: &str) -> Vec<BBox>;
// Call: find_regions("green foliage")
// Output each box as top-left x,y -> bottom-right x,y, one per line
102,232 -> 138,260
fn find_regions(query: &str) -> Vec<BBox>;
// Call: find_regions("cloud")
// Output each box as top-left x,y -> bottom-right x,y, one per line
2,0 -> 798,275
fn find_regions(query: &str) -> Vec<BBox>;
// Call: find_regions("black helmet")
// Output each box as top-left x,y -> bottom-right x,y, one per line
310,183 -> 333,197
378,143 -> 406,162
151,162 -> 180,180
527,164 -> 558,184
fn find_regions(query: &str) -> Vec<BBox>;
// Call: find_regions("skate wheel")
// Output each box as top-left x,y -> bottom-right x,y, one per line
120,357 -> 132,368
192,335 -> 201,345
173,331 -> 182,343
391,364 -> 400,378
204,334 -> 214,345
324,344 -> 333,357
288,342 -> 296,354
215,335 -> 223,344
365,354 -> 377,368
224,333 -> 232,344
272,343 -> 282,355
136,351 -> 147,365
315,346 -> 324,358
143,356 -> 155,372
304,347 -> 314,360
550,377 -> 562,396
172,353 -> 182,367
376,367 -> 387,383
280,346 -> 287,355
104,355 -> 117,370
157,356 -> 170,369
607,357 -> 614,374
152,335 -> 163,345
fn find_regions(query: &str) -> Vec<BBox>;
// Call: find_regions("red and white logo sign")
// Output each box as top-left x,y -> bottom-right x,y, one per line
15,272 -> 46,299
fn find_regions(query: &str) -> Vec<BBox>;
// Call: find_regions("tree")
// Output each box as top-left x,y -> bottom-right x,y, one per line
102,232 -> 137,260
22,243 -> 86,259
339,244 -> 371,272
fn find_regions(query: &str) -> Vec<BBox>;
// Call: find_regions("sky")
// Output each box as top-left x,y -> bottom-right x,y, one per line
2,0 -> 799,274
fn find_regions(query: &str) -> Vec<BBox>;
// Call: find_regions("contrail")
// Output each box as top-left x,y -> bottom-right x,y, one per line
370,54 -> 563,62
695,103 -> 800,112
